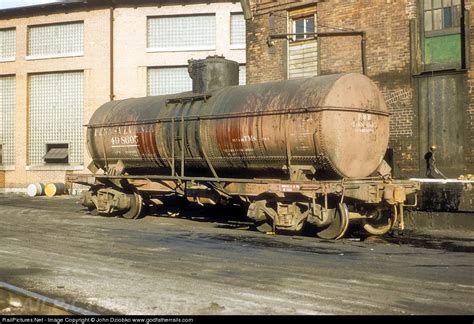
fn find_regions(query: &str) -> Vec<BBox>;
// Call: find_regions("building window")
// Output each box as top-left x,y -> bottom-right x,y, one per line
0,75 -> 15,166
147,15 -> 216,52
288,12 -> 318,79
148,67 -> 192,96
28,22 -> 84,59
230,13 -> 246,47
424,0 -> 462,31
239,65 -> 246,85
44,143 -> 69,164
422,0 -> 464,70
29,72 -> 83,166
293,15 -> 315,41
0,28 -> 15,62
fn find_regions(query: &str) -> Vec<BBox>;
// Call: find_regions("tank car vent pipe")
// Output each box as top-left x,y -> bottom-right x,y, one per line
188,55 -> 239,93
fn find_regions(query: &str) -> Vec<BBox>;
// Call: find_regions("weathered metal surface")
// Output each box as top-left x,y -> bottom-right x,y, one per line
417,73 -> 467,178
66,173 -> 419,205
188,55 -> 239,93
87,72 -> 389,180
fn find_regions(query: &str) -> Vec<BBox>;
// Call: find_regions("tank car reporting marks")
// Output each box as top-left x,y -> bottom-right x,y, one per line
352,113 -> 378,133
280,184 -> 301,192
232,135 -> 270,143
111,135 -> 139,147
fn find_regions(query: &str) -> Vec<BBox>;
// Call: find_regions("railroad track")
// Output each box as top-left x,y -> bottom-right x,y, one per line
0,281 -> 97,315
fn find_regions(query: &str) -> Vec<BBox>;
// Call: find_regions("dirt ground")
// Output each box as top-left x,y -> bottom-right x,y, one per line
0,194 -> 472,315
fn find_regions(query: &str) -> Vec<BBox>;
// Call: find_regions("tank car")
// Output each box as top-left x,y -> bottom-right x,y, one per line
69,56 -> 419,239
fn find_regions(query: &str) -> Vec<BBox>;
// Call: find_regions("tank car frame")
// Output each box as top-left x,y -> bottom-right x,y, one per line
68,171 -> 418,240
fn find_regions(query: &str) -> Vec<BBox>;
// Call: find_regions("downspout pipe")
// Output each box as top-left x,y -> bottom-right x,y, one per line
109,5 -> 115,101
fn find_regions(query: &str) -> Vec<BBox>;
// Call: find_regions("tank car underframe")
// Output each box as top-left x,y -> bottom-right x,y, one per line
68,173 -> 419,240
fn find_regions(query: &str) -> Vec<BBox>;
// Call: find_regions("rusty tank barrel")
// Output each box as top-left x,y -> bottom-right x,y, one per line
87,60 -> 389,180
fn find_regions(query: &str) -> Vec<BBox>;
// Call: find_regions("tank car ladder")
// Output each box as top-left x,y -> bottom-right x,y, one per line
170,116 -> 186,177
170,116 -> 219,180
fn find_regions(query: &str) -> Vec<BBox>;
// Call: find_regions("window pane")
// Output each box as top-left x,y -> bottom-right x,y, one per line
453,5 -> 461,27
148,67 -> 192,96
148,15 -> 216,50
305,17 -> 315,34
29,72 -> 83,166
424,11 -> 433,31
433,0 -> 442,8
0,76 -> 15,165
443,7 -> 453,28
424,0 -> 432,9
28,22 -> 83,57
230,13 -> 245,46
443,0 -> 452,7
295,18 -> 305,40
453,0 -> 460,4
0,29 -> 16,61
433,9 -> 442,29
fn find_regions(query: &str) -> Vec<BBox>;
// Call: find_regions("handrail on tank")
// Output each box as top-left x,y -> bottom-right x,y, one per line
85,105 -> 388,128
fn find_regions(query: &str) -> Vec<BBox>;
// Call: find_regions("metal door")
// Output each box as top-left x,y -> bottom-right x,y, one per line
417,73 -> 467,178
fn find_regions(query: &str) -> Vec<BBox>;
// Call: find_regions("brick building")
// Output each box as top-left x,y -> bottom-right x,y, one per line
0,0 -> 245,191
244,0 -> 473,179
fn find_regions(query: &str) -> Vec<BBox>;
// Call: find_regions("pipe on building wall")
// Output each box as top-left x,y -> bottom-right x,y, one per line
268,31 -> 367,75
109,6 -> 115,101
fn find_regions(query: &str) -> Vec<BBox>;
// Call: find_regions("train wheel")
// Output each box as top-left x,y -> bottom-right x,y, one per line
316,203 -> 349,240
255,218 -> 274,233
87,206 -> 99,216
362,207 -> 395,236
248,199 -> 277,233
121,192 -> 144,219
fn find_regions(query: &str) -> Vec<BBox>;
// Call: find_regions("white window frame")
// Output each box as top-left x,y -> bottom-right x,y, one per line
146,14 -> 216,53
292,14 -> 316,42
26,21 -> 84,60
0,28 -> 16,62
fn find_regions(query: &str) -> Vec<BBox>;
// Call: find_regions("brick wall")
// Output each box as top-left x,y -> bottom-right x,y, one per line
246,10 -> 287,82
246,0 -> 473,178
247,0 -> 419,177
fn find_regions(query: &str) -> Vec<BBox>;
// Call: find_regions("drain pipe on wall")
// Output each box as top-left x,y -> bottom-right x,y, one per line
109,6 -> 115,101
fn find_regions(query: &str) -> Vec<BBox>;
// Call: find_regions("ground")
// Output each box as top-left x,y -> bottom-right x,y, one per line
0,194 -> 473,315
